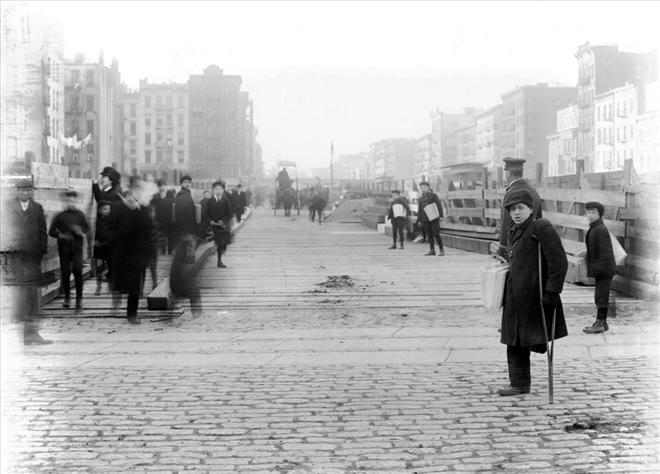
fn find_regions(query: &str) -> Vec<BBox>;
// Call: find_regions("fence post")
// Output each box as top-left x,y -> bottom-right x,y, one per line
622,159 -> 634,256
496,167 -> 503,189
576,159 -> 585,189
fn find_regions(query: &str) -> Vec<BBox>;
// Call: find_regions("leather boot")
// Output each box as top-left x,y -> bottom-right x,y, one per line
497,385 -> 530,396
583,319 -> 608,334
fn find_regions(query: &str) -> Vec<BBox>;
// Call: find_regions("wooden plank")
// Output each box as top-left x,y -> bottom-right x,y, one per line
537,187 -> 626,208
561,238 -> 585,256
484,189 -> 505,200
544,211 -> 626,237
439,222 -> 497,234
446,189 -> 484,200
446,207 -> 484,218
618,207 -> 660,221
484,207 -> 500,219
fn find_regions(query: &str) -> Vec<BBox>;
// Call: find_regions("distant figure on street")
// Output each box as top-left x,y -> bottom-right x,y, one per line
310,186 -> 327,224
151,180 -> 175,254
235,184 -> 247,222
207,180 -> 234,268
276,168 -> 292,191
5,178 -> 51,345
92,166 -> 122,284
110,178 -> 155,324
498,189 -> 568,396
93,200 -> 113,295
387,189 -> 410,250
48,189 -> 89,312
173,175 -> 197,244
169,234 -> 203,318
495,157 -> 543,261
583,201 -> 616,334
199,190 -> 213,241
417,181 -> 445,256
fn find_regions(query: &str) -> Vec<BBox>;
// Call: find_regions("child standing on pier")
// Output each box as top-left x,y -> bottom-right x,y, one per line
387,190 -> 410,249
583,201 -> 616,334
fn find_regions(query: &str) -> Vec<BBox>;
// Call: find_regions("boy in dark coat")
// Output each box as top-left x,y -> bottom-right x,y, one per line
583,201 -> 616,334
110,180 -> 154,324
498,189 -> 568,396
5,179 -> 51,344
48,189 -> 89,312
206,180 -> 234,268
151,180 -> 174,254
93,201 -> 113,295
387,190 -> 410,249
173,175 -> 197,243
416,182 -> 445,256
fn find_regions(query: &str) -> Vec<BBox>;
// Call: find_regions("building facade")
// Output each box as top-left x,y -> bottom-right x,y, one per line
188,65 -> 253,180
413,134 -> 432,181
475,105 -> 501,168
430,108 -> 480,174
575,43 -> 657,172
500,83 -> 576,179
634,80 -> 660,175
547,104 -> 578,176
63,54 -> 122,178
593,83 -> 638,172
369,138 -> 416,182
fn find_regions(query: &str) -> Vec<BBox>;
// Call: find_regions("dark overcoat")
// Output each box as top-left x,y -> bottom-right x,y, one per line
585,219 -> 616,279
4,199 -> 48,284
92,182 -> 122,208
110,203 -> 154,294
501,217 -> 568,350
499,179 -> 543,247
206,195 -> 234,248
174,188 -> 197,236
151,192 -> 174,231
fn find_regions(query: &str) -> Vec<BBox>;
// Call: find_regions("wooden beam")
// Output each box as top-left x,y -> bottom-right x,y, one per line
537,187 -> 626,208
446,189 -> 484,200
445,207 -> 485,218
484,207 -> 501,219
439,221 -> 497,234
484,189 -> 505,200
544,211 -> 626,236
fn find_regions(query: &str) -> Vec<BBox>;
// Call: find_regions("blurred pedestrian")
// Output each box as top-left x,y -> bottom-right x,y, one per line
173,175 -> 197,245
583,201 -> 616,334
387,189 -> 410,250
235,184 -> 247,222
497,189 -> 568,396
48,189 -> 89,312
170,234 -> 203,318
200,190 -> 212,240
92,166 -> 121,285
93,200 -> 113,295
151,180 -> 174,255
207,180 -> 234,268
5,179 -> 51,344
110,178 -> 154,324
417,181 -> 445,256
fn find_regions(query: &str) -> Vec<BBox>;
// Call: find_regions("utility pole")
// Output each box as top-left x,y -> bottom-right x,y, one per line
330,141 -> 334,190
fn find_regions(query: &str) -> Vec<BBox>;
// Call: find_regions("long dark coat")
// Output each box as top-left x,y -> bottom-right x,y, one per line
499,179 -> 543,247
173,188 -> 197,236
110,203 -> 154,295
501,217 -> 568,351
206,195 -> 234,248
4,199 -> 48,284
151,192 -> 174,231
585,219 -> 616,279
92,182 -> 122,208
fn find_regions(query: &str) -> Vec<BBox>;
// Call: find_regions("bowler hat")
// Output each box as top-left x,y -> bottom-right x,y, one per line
391,189 -> 401,194
503,188 -> 534,210
180,175 -> 192,184
15,178 -> 34,189
63,188 -> 78,198
419,181 -> 430,186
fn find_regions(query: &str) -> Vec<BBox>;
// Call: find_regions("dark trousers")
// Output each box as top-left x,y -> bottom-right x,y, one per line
95,257 -> 109,284
507,345 -> 531,388
595,277 -> 612,310
59,246 -> 83,301
424,220 -> 444,251
235,210 -> 243,223
392,219 -> 406,245
127,291 -> 140,318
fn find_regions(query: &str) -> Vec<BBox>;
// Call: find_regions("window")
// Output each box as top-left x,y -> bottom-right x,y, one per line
166,149 -> 173,162
71,69 -> 80,84
145,150 -> 152,164
86,95 -> 94,111
129,140 -> 136,155
85,70 -> 94,86
145,96 -> 151,108
130,104 -> 136,118
156,95 -> 162,106
157,132 -> 163,143
177,133 -> 184,146
178,114 -> 184,127
156,150 -> 163,162
177,95 -> 184,108
157,116 -> 163,127
177,151 -> 184,163
86,120 -> 94,135
166,114 -> 172,126
130,122 -> 136,136
145,117 -> 151,128
166,95 -> 172,106
145,133 -> 151,145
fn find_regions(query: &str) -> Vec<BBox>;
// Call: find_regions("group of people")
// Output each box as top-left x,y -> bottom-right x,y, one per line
5,167 -> 248,344
384,157 -> 616,397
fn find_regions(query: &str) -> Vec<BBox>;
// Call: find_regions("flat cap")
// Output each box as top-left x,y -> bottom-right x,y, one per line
503,157 -> 526,170
503,188 -> 535,210
180,175 -> 192,184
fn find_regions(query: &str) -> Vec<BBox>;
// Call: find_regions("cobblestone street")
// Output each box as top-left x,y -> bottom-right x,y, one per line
2,209 -> 659,473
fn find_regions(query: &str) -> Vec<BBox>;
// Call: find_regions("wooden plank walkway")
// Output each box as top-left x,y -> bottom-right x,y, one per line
193,208 -> 639,311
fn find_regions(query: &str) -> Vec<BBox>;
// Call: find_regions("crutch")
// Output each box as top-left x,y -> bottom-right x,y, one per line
538,243 -> 557,404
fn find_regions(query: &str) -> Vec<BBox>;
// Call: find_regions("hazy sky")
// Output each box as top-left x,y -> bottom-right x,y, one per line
22,1 -> 660,170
